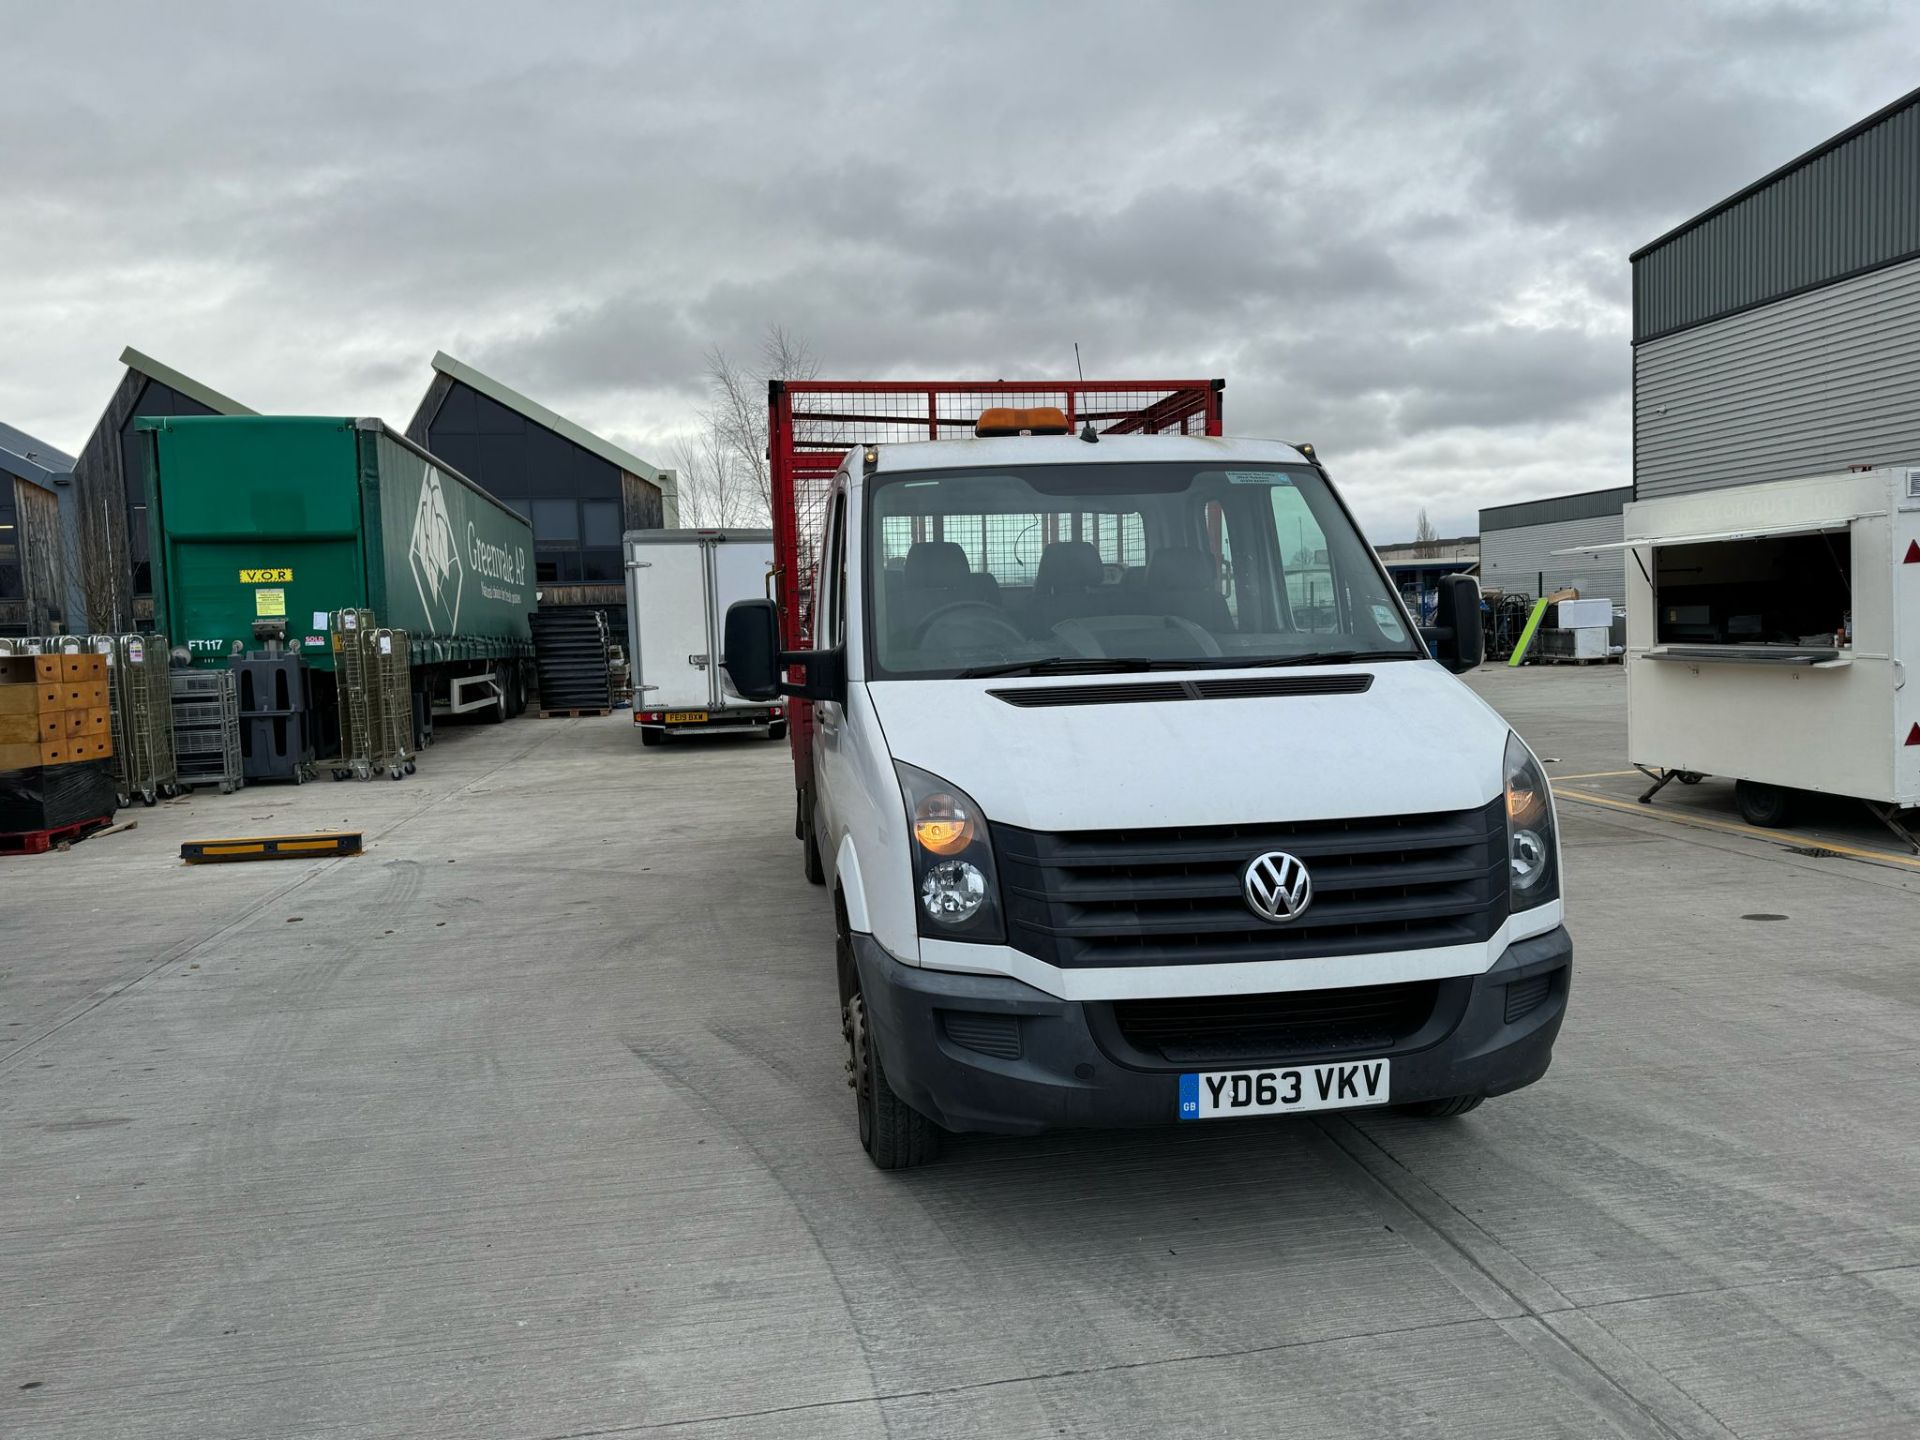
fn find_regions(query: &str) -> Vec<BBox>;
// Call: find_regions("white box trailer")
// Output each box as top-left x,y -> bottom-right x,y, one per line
1571,463 -> 1920,844
623,529 -> 785,746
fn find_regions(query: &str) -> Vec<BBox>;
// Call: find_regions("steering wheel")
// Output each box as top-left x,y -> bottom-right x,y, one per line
912,601 -> 1028,649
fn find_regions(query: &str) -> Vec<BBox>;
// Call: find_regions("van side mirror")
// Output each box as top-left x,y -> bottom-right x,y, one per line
722,598 -> 848,704
722,599 -> 782,700
1421,574 -> 1484,674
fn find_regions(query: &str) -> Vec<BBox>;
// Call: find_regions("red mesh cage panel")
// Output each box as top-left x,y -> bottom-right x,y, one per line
769,380 -> 1224,654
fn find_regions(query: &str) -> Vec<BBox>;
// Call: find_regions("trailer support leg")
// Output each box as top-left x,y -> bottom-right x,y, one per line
1635,764 -> 1676,805
1864,802 -> 1920,855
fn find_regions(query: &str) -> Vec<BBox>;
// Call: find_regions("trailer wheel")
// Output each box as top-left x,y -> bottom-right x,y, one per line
1400,1095 -> 1485,1118
1735,780 -> 1796,828
845,990 -> 939,1170
483,665 -> 509,724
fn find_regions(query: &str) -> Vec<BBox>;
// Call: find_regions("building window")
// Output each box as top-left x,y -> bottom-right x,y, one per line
580,547 -> 622,582
531,498 -> 579,543
581,499 -> 622,547
0,483 -> 21,601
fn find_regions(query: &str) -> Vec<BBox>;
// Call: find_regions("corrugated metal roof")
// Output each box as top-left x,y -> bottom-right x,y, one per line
1631,85 -> 1920,343
0,420 -> 76,489
1479,486 -> 1631,533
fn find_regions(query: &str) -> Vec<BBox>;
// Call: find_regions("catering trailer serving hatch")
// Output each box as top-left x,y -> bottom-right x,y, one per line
1560,463 -> 1920,847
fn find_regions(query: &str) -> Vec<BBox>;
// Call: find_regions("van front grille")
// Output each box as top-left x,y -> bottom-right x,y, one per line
1109,981 -> 1442,1064
991,799 -> 1508,969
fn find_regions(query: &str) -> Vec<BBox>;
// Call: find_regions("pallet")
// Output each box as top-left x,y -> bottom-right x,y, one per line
0,815 -> 113,856
540,707 -> 612,719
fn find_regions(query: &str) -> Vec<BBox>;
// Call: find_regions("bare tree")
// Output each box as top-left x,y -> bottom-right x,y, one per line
1413,508 -> 1440,559
698,325 -> 819,523
74,493 -> 125,635
671,431 -> 751,529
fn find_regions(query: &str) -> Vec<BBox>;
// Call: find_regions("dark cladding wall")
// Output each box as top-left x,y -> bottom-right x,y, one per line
120,380 -> 219,597
416,379 -> 629,587
68,371 -> 226,629
1632,88 -> 1920,343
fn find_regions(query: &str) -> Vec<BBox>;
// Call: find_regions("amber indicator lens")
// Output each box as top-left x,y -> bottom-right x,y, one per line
914,793 -> 976,855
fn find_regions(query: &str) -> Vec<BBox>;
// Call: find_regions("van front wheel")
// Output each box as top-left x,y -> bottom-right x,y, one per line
845,991 -> 938,1169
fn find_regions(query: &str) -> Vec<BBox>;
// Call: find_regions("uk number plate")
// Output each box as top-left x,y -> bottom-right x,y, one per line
1178,1058 -> 1390,1120
664,711 -> 708,723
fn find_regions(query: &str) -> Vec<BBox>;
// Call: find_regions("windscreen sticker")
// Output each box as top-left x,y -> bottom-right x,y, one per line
1223,470 -> 1294,486
1372,603 -> 1406,641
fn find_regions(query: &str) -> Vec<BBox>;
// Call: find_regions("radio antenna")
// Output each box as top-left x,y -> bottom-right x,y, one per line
1073,343 -> 1098,444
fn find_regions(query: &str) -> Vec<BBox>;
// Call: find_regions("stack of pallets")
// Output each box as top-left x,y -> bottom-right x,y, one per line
530,609 -> 613,717
170,669 -> 244,795
0,653 -> 120,853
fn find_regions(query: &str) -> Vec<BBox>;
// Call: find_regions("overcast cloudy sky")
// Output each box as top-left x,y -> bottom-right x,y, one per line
2,1 -> 1914,538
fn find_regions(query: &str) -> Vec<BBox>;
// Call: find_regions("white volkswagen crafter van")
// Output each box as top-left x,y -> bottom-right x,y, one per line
725,416 -> 1570,1168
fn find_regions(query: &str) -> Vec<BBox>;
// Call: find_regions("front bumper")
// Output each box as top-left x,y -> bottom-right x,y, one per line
851,928 -> 1572,1135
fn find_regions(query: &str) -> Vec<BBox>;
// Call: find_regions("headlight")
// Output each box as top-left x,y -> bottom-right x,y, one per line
1504,732 -> 1559,908
896,762 -> 1005,943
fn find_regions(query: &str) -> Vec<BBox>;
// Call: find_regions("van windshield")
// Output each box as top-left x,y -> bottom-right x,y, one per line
865,462 -> 1422,678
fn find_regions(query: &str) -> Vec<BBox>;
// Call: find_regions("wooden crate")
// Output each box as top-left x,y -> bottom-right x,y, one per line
0,663 -> 115,769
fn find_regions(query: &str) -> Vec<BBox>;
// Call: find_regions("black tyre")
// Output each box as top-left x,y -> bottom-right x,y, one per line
768,721 -> 788,742
846,991 -> 939,1169
508,664 -> 528,718
1735,779 -> 1796,828
1400,1094 -> 1485,1118
639,725 -> 663,747
482,665 -> 509,724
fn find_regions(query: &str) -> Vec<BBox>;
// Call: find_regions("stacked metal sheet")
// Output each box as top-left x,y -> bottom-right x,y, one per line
170,669 -> 244,795
530,609 -> 613,714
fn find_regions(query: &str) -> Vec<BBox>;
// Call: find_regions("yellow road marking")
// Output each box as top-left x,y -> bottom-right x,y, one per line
1548,770 -> 1638,782
1553,787 -> 1920,872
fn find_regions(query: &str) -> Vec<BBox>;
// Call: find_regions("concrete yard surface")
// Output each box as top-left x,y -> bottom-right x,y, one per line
3,671 -> 1919,1439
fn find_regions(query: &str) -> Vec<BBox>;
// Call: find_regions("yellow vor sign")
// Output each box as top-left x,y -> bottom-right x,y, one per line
240,568 -> 293,583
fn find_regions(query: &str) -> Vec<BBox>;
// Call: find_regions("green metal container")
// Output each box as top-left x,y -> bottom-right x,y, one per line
137,416 -> 534,671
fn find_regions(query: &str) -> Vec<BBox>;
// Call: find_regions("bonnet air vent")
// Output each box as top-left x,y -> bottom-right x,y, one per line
989,674 -> 1374,708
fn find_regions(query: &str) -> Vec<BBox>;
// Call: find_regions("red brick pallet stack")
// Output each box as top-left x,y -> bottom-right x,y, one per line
0,654 -> 121,855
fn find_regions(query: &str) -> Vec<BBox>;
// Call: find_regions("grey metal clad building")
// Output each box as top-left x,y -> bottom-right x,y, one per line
1479,487 -> 1631,602
68,347 -> 254,631
407,352 -> 678,627
1633,85 -> 1920,500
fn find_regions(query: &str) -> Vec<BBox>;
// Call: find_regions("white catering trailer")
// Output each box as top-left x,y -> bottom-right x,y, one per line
1574,463 -> 1920,846
623,529 -> 785,746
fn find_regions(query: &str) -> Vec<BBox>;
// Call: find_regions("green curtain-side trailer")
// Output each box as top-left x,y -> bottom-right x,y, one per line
138,416 -> 534,673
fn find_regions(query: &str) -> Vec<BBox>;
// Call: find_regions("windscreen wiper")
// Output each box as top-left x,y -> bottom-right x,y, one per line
955,656 -> 1202,678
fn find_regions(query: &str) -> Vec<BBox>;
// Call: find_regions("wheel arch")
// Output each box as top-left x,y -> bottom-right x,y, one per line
834,833 -> 871,933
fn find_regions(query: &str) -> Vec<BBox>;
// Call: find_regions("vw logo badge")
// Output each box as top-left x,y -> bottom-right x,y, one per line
1244,851 -> 1313,924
